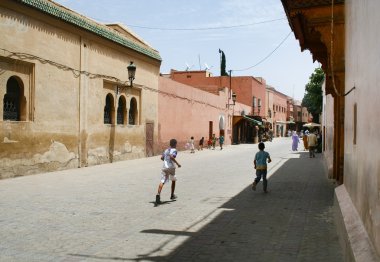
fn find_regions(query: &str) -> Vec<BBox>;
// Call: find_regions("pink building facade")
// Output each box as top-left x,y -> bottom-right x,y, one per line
158,76 -> 252,151
272,90 -> 288,137
167,70 -> 267,144
169,70 -> 266,118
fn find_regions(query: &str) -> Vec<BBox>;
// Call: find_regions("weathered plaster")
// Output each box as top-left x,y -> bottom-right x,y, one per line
0,1 -> 160,178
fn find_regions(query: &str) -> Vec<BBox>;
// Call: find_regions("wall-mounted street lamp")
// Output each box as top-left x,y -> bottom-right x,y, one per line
116,61 -> 137,95
226,92 -> 237,108
127,61 -> 136,87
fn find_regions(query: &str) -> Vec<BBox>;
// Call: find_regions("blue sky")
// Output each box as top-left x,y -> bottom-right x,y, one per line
54,0 -> 318,101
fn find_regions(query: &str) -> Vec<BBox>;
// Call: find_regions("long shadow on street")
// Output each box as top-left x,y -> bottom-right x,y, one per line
137,151 -> 343,262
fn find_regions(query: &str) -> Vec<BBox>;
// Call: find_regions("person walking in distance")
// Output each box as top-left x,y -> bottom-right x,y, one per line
219,135 -> 224,150
156,139 -> 181,205
212,134 -> 217,150
291,131 -> 300,151
307,131 -> 318,158
189,136 -> 195,153
252,142 -> 272,193
198,137 -> 204,151
302,130 -> 309,151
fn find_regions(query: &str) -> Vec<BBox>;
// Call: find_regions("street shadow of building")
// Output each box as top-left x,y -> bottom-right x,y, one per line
138,152 -> 342,262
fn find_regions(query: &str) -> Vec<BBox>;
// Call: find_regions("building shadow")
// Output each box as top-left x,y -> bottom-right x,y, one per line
135,151 -> 342,262
68,151 -> 341,262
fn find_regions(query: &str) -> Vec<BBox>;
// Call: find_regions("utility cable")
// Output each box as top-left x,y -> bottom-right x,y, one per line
127,18 -> 286,31
0,47 -> 227,110
232,31 -> 292,72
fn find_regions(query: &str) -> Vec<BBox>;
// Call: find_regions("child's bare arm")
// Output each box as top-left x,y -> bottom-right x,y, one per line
254,159 -> 257,169
170,155 -> 181,168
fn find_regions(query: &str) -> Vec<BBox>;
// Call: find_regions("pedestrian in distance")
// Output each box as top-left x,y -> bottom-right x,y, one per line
252,142 -> 272,193
307,131 -> 318,158
156,139 -> 181,205
207,138 -> 212,149
219,135 -> 224,150
303,130 -> 309,151
198,137 -> 204,151
189,136 -> 195,153
291,131 -> 299,151
212,134 -> 217,150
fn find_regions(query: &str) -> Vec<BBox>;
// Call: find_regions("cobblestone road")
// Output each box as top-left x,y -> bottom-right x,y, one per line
0,138 -> 343,261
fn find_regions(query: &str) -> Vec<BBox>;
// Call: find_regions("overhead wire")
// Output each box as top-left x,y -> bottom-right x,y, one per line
0,47 -> 227,110
232,31 -> 292,72
127,18 -> 286,31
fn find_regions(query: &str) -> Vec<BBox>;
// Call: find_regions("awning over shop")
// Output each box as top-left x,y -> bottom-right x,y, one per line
243,115 -> 262,126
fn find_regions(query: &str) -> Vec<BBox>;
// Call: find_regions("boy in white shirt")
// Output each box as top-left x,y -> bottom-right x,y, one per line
156,139 -> 181,205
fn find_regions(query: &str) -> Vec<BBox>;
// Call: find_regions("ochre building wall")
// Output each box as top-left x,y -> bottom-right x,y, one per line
0,1 -> 160,178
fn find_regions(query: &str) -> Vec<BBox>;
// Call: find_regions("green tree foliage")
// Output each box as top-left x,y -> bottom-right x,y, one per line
302,67 -> 324,123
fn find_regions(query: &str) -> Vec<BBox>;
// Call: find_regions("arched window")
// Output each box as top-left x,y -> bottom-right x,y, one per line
3,76 -> 22,121
117,96 -> 126,125
104,94 -> 115,124
128,97 -> 138,125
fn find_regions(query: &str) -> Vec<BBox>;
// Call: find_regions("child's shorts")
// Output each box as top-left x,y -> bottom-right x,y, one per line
160,167 -> 177,183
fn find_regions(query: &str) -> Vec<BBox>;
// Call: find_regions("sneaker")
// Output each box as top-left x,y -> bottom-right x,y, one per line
155,195 -> 161,204
170,194 -> 177,200
252,182 -> 256,191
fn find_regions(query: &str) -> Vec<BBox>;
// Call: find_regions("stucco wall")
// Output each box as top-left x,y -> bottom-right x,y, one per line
0,2 -> 160,178
344,0 -> 380,256
158,77 -> 231,150
169,71 -> 266,117
323,91 -> 334,179
272,91 -> 288,137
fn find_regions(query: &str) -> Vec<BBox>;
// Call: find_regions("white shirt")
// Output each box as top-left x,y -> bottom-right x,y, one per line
162,148 -> 178,168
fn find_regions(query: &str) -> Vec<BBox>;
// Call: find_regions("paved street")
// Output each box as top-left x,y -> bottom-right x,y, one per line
0,137 -> 343,262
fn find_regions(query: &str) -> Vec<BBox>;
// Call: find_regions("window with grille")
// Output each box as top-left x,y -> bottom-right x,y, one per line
129,98 -> 137,125
3,77 -> 21,121
104,94 -> 112,124
117,97 -> 125,125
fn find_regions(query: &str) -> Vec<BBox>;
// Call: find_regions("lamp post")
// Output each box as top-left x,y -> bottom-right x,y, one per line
226,92 -> 237,108
127,61 -> 136,87
116,61 -> 136,95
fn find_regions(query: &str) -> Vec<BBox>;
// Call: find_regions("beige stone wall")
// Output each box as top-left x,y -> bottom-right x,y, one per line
0,2 -> 160,178
344,0 -> 380,257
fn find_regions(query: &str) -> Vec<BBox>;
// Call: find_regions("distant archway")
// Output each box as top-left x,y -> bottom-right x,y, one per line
219,115 -> 225,136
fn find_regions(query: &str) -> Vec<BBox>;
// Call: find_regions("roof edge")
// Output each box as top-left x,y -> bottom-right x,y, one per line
16,0 -> 162,61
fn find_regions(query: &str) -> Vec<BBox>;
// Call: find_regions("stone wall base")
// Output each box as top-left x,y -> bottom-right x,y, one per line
334,185 -> 379,262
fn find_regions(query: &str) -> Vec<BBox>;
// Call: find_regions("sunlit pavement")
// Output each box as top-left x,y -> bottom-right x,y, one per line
0,137 -> 343,262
